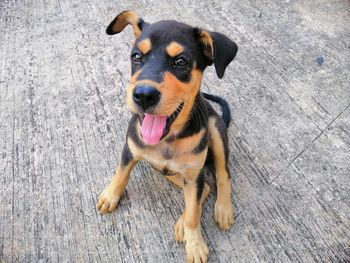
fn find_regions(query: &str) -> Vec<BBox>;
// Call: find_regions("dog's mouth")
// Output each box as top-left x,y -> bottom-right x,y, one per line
139,102 -> 184,145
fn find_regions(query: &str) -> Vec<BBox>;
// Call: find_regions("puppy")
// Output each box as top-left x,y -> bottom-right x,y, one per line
97,11 -> 238,263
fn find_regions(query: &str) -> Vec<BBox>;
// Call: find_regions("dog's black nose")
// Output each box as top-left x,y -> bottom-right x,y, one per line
132,85 -> 160,110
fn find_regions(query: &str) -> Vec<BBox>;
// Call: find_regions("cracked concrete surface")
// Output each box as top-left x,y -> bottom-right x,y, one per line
0,0 -> 349,262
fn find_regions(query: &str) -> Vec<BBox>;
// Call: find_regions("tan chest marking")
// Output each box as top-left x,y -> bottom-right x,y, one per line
127,128 -> 207,177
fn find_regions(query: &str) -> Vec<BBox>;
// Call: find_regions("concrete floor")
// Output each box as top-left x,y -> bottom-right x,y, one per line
0,0 -> 349,262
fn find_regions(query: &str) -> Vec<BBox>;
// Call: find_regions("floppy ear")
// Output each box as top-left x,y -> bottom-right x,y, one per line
106,11 -> 148,37
195,29 -> 238,79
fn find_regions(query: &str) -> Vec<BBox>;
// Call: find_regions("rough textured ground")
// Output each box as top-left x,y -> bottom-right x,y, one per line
1,0 -> 349,262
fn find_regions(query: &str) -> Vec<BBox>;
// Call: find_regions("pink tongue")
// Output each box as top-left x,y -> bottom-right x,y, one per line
141,114 -> 167,145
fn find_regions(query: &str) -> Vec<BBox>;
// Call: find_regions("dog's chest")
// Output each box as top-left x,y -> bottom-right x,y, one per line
141,146 -> 195,175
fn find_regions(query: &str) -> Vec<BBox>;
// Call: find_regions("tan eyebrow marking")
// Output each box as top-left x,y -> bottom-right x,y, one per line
137,38 -> 152,54
166,42 -> 184,57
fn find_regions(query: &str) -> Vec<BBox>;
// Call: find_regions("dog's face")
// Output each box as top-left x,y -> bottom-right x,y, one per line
107,11 -> 237,145
127,21 -> 205,118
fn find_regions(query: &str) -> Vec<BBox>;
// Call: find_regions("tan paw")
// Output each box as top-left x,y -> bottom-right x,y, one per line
185,229 -> 209,263
214,200 -> 234,230
175,213 -> 185,242
97,187 -> 122,214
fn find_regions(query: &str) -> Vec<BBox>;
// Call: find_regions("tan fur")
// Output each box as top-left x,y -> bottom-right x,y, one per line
166,41 -> 184,57
112,11 -> 142,37
166,174 -> 184,188
137,38 -> 152,54
183,181 -> 202,229
183,180 -> 209,262
156,70 -> 203,134
98,19 -> 234,262
127,69 -> 203,137
175,182 -> 209,239
97,159 -> 137,214
99,67 -> 233,263
172,177 -> 210,262
128,128 -> 207,177
208,117 -> 234,230
199,31 -> 214,60
127,120 -> 210,260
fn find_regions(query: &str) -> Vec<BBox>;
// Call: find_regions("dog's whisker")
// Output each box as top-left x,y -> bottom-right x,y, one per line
194,101 -> 207,128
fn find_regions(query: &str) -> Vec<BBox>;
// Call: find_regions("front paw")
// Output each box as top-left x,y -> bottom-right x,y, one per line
175,213 -> 185,242
97,187 -> 122,214
184,228 -> 209,263
214,200 -> 234,230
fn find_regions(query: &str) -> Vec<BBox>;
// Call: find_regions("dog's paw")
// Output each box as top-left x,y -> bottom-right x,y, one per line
97,187 -> 122,214
185,229 -> 209,263
175,213 -> 185,242
214,200 -> 234,230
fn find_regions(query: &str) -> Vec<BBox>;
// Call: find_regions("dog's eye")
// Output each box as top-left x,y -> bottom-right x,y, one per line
131,52 -> 143,64
174,56 -> 188,67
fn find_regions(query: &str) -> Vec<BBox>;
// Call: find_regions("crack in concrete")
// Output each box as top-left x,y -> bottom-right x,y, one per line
288,101 -> 350,166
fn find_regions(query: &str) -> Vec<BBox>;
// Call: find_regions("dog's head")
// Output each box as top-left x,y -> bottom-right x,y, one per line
107,11 -> 238,145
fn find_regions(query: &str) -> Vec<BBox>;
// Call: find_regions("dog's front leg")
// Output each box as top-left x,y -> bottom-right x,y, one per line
97,142 -> 137,214
177,172 -> 209,263
208,117 -> 234,230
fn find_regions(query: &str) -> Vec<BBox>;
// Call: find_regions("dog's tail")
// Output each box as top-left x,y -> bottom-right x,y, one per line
202,92 -> 231,127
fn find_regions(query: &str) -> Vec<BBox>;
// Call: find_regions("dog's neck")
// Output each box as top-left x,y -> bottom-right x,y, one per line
166,92 -> 208,141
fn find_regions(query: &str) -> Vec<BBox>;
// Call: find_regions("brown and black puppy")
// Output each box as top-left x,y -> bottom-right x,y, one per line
97,11 -> 238,263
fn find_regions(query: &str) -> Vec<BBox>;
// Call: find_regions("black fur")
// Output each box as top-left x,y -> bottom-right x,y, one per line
131,21 -> 199,83
127,115 -> 144,148
166,94 -> 208,142
121,143 -> 133,166
135,53 -> 166,83
108,12 -> 235,179
106,14 -> 121,35
161,167 -> 177,176
107,12 -> 238,80
193,130 -> 209,154
210,32 -> 238,78
202,92 -> 231,127
215,117 -> 230,176
106,11 -> 148,35
137,18 -> 148,31
196,171 -> 205,201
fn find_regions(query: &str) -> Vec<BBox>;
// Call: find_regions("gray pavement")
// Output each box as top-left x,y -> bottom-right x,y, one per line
0,0 -> 349,262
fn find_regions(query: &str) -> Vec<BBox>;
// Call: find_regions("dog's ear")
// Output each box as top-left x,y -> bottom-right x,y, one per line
195,28 -> 238,79
106,11 -> 148,37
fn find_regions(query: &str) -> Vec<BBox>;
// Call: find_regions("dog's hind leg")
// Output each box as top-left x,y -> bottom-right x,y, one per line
208,116 -> 234,230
